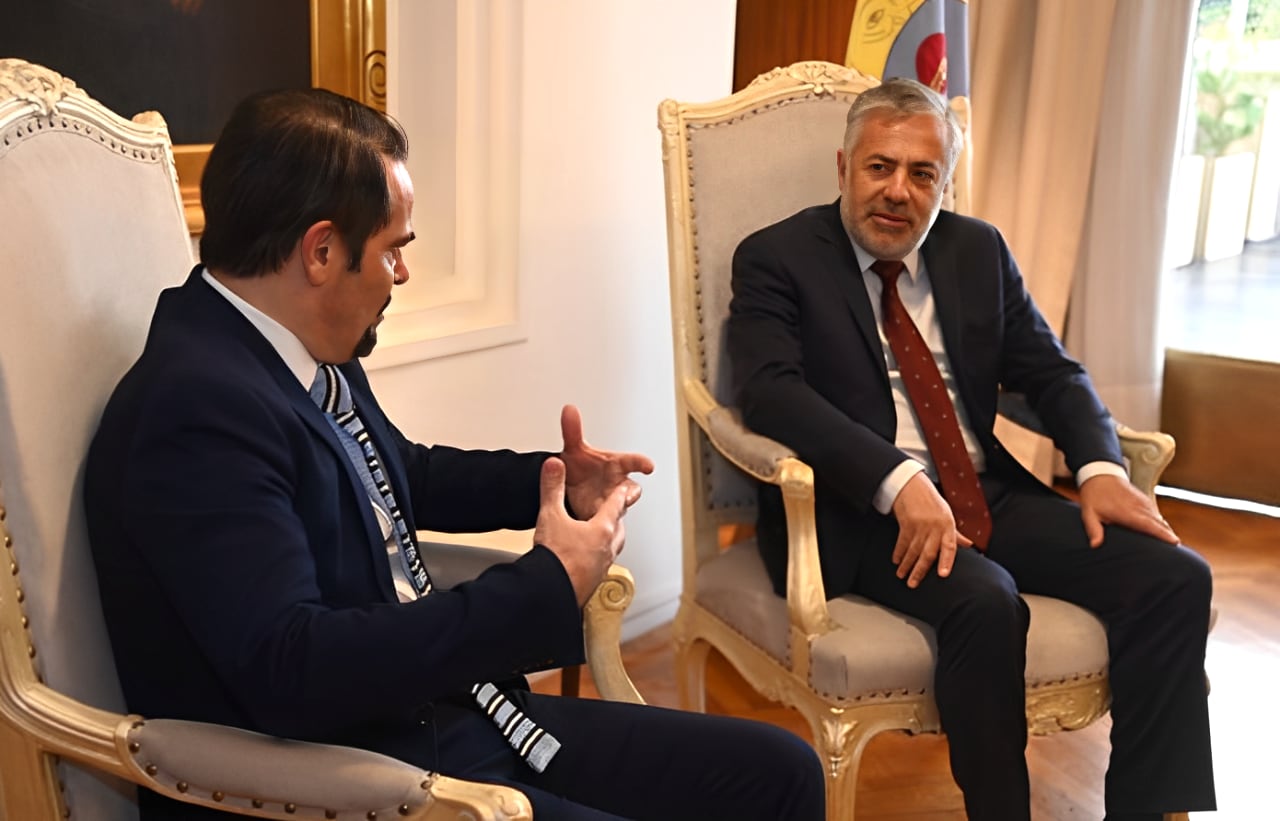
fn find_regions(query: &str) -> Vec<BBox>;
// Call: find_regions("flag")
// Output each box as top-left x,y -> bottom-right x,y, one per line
845,0 -> 969,98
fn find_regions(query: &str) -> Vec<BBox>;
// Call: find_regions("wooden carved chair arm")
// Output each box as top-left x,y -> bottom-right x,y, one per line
682,380 -> 834,639
421,543 -> 644,704
996,392 -> 1176,500
1115,424 -> 1175,499
584,564 -> 645,704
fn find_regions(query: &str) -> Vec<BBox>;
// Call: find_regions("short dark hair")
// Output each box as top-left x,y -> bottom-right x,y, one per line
199,88 -> 409,277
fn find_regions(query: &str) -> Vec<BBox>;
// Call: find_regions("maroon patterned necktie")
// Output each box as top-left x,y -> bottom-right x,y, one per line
871,259 -> 992,549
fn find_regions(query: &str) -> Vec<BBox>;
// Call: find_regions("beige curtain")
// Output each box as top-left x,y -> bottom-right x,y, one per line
1065,2 -> 1197,430
968,0 -> 1196,476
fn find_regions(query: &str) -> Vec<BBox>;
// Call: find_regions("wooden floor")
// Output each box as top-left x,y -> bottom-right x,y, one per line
533,495 -> 1279,819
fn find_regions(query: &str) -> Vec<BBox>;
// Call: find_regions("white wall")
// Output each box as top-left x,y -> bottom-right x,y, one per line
375,1 -> 737,639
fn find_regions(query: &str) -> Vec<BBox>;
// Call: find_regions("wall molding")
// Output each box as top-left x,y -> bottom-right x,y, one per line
371,0 -> 525,369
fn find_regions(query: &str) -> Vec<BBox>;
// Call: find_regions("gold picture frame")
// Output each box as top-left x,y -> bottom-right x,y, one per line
175,0 -> 386,234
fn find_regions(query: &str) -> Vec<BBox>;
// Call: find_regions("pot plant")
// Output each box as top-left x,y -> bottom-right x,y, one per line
1193,67 -> 1264,261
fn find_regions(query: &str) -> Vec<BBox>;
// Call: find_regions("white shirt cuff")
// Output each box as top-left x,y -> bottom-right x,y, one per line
873,459 -> 927,514
1075,460 -> 1128,488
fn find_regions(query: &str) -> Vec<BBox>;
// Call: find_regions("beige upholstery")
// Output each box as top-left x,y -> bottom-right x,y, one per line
658,62 -> 1178,819
0,58 -> 638,821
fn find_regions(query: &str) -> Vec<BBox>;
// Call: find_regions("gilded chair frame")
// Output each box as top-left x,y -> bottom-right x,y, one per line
658,61 -> 1179,819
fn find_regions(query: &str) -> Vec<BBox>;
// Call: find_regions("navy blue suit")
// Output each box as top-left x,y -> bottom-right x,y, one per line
86,268 -> 825,820
729,204 -> 1215,818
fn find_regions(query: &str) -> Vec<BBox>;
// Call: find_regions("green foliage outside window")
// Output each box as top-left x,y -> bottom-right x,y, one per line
1192,0 -> 1280,155
1246,0 -> 1280,38
1195,68 -> 1265,155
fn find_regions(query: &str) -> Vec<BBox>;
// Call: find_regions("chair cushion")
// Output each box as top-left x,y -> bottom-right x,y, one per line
695,541 -> 1109,701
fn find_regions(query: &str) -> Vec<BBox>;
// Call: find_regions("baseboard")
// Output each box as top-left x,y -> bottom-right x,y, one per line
1161,348 -> 1280,505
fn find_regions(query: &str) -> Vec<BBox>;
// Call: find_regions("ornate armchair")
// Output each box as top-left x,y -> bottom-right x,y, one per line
658,61 -> 1180,819
0,58 -> 639,821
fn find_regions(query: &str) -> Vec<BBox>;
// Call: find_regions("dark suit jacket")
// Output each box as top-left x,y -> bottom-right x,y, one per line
85,268 -> 584,816
728,202 -> 1122,597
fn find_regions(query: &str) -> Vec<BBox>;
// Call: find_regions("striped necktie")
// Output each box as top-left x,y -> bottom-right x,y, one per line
310,364 -> 562,772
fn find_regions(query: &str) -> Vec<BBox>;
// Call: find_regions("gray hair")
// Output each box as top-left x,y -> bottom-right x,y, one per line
842,77 -> 962,177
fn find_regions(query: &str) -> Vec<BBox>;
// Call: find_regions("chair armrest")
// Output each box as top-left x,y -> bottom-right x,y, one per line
682,378 -> 796,485
420,542 -> 518,590
584,565 -> 645,704
125,718 -> 532,820
997,392 -> 1175,500
683,380 -> 834,643
0,677 -> 531,820
420,541 -> 644,705
1116,424 -> 1175,499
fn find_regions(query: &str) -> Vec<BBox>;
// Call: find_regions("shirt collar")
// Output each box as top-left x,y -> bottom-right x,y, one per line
201,267 -> 318,389
846,235 -> 923,285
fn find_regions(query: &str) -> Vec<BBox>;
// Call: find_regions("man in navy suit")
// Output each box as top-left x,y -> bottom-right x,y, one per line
85,88 -> 824,821
728,78 -> 1215,821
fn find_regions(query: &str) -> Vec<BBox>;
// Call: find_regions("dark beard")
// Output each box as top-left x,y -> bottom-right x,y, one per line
353,325 -> 379,358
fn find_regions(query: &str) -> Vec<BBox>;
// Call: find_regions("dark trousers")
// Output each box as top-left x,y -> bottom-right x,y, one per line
423,693 -> 826,820
851,477 -> 1215,821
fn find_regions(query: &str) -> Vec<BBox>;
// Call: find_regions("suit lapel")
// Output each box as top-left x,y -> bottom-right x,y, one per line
816,203 -> 890,386
920,215 -> 982,427
183,272 -> 397,597
921,222 -> 966,368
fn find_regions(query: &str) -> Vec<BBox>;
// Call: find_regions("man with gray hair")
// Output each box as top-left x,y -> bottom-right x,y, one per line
728,77 -> 1215,820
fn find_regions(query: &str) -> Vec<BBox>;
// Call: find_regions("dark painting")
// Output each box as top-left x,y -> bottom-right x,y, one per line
0,0 -> 310,144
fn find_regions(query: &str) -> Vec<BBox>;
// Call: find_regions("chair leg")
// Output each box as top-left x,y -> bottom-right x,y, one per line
560,665 -> 581,697
800,708 -> 881,821
675,635 -> 712,714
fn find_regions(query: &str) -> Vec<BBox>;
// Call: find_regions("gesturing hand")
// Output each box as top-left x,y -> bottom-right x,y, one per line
534,456 -> 631,607
559,405 -> 655,519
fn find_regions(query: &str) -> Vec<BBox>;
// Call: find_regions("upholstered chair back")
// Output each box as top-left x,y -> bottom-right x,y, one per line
667,76 -> 855,526
0,58 -> 193,820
